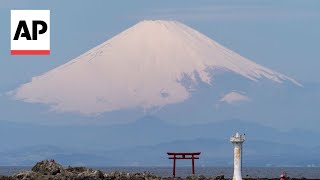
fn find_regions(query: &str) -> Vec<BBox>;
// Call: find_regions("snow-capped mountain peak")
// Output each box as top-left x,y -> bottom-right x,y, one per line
12,20 -> 301,114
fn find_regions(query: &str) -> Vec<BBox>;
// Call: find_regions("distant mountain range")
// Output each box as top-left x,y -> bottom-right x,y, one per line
1,137 -> 320,167
1,116 -> 320,166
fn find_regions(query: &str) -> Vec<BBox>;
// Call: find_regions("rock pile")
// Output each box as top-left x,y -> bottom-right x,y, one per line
0,160 -> 223,180
0,160 -> 307,180
32,159 -> 65,175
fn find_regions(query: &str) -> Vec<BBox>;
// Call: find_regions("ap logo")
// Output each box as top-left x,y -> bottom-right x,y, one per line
11,10 -> 50,55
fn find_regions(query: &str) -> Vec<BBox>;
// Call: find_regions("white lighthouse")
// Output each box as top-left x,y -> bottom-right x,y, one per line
230,132 -> 245,180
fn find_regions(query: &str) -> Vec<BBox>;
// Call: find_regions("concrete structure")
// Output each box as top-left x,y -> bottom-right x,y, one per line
230,132 -> 245,180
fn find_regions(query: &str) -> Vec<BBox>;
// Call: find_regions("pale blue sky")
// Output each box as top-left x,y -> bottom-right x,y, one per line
0,0 -> 319,95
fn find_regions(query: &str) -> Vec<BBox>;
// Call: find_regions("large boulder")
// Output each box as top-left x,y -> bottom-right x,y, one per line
31,160 -> 64,175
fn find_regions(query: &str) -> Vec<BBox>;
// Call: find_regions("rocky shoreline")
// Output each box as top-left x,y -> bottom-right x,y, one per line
0,160 -> 317,180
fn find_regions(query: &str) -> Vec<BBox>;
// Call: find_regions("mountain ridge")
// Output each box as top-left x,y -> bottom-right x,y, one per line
1,137 -> 319,167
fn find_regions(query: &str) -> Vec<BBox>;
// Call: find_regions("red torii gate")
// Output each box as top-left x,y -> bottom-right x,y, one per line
167,152 -> 201,177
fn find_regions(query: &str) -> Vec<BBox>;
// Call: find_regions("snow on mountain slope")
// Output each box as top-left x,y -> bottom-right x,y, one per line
220,91 -> 251,104
12,20 -> 301,114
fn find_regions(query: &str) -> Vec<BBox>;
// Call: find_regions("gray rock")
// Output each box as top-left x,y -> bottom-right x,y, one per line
31,160 -> 64,175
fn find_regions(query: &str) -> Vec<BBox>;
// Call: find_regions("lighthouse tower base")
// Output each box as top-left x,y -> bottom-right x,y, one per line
232,143 -> 243,180
230,132 -> 245,180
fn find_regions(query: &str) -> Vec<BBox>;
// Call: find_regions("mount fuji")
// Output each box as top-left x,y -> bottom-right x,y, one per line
12,20 -> 301,117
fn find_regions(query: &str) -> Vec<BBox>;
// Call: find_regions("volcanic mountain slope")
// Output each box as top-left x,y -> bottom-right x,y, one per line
13,20 -> 300,114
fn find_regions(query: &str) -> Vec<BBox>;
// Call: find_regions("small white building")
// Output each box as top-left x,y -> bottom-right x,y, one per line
230,132 -> 245,180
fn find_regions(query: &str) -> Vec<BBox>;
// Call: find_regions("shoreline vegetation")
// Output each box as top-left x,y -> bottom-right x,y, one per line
0,160 -> 317,180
